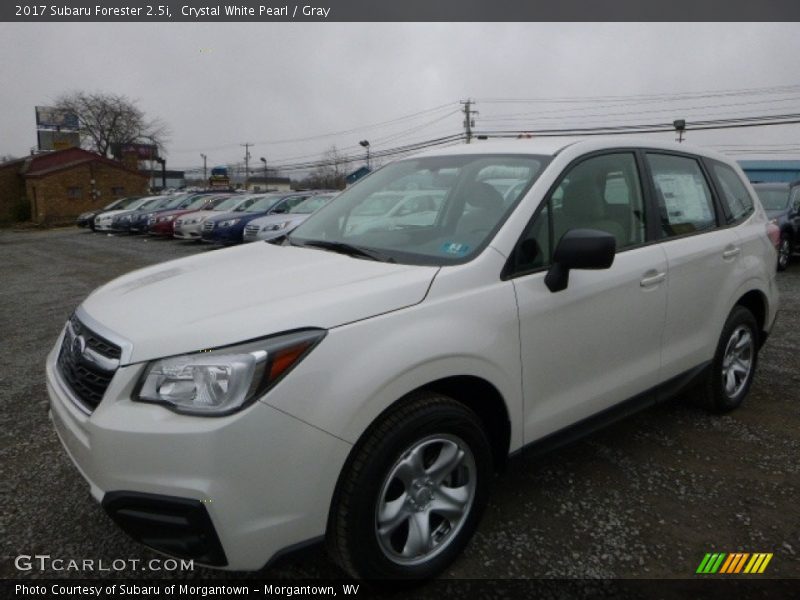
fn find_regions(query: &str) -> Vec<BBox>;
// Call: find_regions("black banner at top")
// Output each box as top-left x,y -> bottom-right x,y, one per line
3,0 -> 800,22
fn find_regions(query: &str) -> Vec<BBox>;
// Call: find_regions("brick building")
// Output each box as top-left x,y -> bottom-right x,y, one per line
0,148 -> 148,225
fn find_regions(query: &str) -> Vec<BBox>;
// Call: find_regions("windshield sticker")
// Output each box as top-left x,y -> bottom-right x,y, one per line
441,242 -> 470,256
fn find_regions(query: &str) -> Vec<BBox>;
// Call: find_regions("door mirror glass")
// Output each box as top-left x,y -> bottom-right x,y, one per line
545,228 -> 616,292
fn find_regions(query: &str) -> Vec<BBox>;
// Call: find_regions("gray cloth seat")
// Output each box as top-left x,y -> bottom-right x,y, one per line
455,182 -> 507,237
554,177 -> 625,248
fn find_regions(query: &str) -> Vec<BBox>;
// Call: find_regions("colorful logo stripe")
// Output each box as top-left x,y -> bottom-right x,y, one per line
696,553 -> 773,574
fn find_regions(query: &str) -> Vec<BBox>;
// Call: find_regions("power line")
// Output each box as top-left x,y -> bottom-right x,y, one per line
477,83 -> 800,105
172,102 -> 459,153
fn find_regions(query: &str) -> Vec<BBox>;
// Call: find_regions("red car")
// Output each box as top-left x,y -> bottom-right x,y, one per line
147,194 -> 232,237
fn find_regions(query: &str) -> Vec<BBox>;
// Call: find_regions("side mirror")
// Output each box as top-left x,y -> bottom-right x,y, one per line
544,228 -> 616,293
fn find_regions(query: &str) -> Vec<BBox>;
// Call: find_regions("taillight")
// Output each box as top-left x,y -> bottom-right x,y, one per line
766,222 -> 780,249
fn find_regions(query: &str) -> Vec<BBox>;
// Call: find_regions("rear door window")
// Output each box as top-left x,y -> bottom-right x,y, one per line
646,153 -> 717,238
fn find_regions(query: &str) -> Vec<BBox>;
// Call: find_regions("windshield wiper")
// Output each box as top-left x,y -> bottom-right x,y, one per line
301,240 -> 396,263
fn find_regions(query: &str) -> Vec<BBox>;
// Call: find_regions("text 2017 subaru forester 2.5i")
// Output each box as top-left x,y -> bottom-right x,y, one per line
47,138 -> 778,580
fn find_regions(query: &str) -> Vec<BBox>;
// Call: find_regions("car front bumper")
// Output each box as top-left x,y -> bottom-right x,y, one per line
174,223 -> 203,239
46,334 -> 351,570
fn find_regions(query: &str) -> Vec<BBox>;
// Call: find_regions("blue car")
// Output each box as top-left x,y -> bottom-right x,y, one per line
200,192 -> 315,245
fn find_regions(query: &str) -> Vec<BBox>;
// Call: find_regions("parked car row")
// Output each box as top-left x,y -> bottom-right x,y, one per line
79,190 -> 340,245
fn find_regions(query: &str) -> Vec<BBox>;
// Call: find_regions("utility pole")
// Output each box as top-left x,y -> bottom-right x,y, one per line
461,99 -> 478,144
200,153 -> 207,187
241,143 -> 252,190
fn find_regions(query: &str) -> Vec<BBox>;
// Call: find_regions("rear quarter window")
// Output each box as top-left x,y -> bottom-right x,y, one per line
710,161 -> 754,224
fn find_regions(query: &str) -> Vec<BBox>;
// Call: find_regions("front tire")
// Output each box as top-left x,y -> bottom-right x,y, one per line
697,305 -> 759,413
327,392 -> 492,580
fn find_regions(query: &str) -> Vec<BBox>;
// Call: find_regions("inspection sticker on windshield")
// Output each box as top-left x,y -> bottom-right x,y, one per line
441,242 -> 470,256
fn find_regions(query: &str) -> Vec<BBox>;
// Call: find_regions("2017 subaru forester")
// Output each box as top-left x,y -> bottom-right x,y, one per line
47,137 -> 778,580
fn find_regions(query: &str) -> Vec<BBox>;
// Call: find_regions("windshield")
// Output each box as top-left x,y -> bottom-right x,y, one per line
210,195 -> 241,211
182,195 -> 211,210
145,196 -> 172,210
290,194 -> 335,214
129,196 -> 160,210
240,195 -> 282,213
104,197 -> 132,210
755,187 -> 791,210
289,154 -> 548,265
160,194 -> 192,209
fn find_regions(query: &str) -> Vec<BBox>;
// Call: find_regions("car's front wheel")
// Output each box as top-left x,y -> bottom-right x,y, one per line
327,392 -> 492,580
777,233 -> 791,271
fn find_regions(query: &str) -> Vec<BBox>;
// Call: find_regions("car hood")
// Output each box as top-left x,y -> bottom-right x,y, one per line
176,209 -> 218,222
81,242 -> 439,363
248,213 -> 307,227
206,210 -> 264,223
152,207 -> 195,219
94,209 -> 132,220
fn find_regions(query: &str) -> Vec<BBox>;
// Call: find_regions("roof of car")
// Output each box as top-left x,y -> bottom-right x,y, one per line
411,136 -> 732,163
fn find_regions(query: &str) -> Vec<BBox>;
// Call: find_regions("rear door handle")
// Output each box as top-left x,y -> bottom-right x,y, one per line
640,271 -> 666,287
722,247 -> 741,259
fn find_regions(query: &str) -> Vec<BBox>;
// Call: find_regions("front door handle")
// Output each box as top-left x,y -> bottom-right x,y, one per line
722,246 -> 741,260
640,271 -> 666,287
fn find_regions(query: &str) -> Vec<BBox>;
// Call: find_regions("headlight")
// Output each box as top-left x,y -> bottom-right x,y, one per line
220,218 -> 240,227
135,330 -> 325,415
158,215 -> 175,222
769,218 -> 778,225
266,221 -> 292,231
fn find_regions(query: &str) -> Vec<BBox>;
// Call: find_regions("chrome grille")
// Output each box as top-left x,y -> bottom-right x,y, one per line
203,221 -> 215,232
57,316 -> 121,413
243,224 -> 260,240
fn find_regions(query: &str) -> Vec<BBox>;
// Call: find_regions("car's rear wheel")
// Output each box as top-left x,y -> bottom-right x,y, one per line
327,392 -> 492,580
697,305 -> 759,413
777,233 -> 791,271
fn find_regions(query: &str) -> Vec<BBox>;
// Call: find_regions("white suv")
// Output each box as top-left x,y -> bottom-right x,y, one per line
46,138 -> 778,580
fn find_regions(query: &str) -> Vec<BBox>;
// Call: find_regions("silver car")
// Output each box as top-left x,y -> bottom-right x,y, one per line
173,194 -> 247,240
242,193 -> 338,242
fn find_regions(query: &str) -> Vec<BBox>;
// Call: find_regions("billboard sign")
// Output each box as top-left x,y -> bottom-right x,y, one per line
37,129 -> 81,151
35,106 -> 79,130
111,143 -> 159,160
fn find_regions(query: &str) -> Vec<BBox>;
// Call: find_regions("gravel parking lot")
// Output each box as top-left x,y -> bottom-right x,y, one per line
1,227 -> 798,582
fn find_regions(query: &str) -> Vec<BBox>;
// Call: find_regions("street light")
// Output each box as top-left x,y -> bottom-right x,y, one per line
673,119 -> 686,143
200,154 -> 207,188
359,140 -> 370,169
260,157 -> 268,191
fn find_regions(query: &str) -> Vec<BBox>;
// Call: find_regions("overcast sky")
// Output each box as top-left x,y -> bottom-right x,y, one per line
2,22 -> 800,178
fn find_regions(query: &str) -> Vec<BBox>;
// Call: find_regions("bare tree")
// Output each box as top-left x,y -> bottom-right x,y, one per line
302,145 -> 351,189
54,91 -> 170,157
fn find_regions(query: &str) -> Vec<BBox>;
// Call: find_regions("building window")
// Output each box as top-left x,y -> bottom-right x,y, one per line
67,186 -> 82,199
111,186 -> 125,197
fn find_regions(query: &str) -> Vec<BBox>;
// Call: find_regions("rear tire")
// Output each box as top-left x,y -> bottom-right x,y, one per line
326,392 -> 492,581
696,305 -> 759,413
777,234 -> 791,271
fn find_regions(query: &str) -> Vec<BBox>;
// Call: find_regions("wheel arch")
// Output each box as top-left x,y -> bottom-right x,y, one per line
734,288 -> 769,347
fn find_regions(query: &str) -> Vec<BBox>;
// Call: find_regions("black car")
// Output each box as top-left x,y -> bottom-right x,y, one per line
752,182 -> 800,270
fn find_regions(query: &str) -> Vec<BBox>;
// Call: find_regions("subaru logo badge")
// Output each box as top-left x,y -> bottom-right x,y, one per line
71,335 -> 86,362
